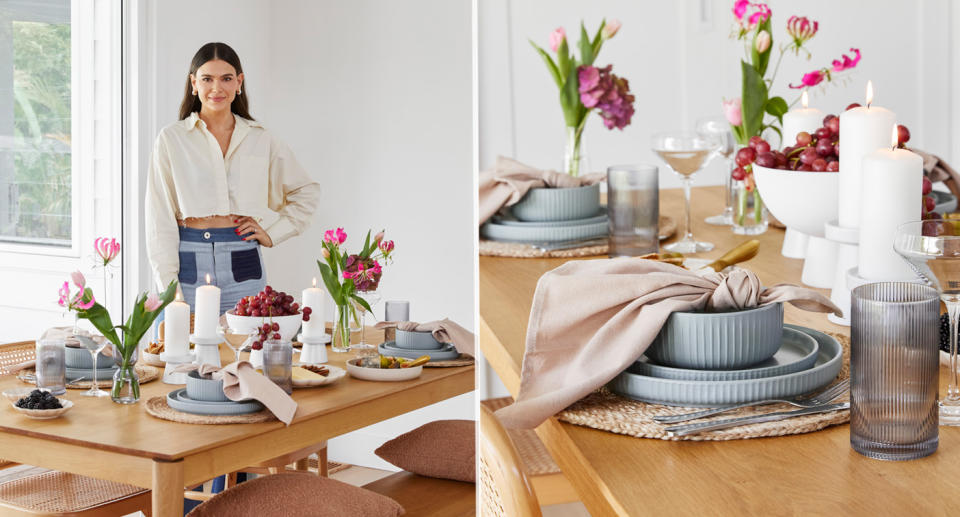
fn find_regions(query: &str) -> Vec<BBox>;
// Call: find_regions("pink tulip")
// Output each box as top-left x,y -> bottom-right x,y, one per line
144,293 -> 162,312
789,70 -> 825,89
322,248 -> 330,260
831,48 -> 861,72
549,27 -> 566,52
722,98 -> 742,126
94,237 -> 120,266
601,19 -> 622,40
374,231 -> 385,244
754,30 -> 770,53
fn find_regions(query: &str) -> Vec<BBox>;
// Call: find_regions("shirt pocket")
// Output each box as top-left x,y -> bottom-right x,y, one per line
231,247 -> 263,283
178,251 -> 198,285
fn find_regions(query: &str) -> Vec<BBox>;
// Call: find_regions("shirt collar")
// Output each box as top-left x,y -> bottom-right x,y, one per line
183,111 -> 263,131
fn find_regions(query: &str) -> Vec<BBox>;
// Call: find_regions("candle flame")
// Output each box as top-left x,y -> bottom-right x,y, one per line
865,80 -> 874,108
312,277 -> 317,288
205,273 -> 211,285
891,125 -> 898,149
801,90 -> 809,109
175,288 -> 183,302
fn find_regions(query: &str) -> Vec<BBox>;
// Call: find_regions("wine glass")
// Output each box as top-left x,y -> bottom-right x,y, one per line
894,220 -> 960,425
75,334 -> 108,397
695,117 -> 736,226
651,131 -> 720,253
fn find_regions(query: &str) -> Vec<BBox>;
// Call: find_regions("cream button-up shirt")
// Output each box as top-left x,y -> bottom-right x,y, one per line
145,112 -> 321,289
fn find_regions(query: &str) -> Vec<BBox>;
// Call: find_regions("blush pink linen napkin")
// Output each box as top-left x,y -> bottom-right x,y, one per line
478,156 -> 604,225
495,258 -> 843,429
175,362 -> 298,425
375,319 -> 475,357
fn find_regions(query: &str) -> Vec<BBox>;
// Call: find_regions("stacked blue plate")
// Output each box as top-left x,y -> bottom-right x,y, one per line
166,388 -> 263,415
607,324 -> 843,407
65,365 -> 118,381
378,341 -> 461,361
480,208 -> 608,244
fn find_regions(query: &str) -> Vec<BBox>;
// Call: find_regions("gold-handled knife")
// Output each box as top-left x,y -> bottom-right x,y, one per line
705,239 -> 760,272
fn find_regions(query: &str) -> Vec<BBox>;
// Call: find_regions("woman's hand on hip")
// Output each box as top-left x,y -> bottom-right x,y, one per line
234,216 -> 274,248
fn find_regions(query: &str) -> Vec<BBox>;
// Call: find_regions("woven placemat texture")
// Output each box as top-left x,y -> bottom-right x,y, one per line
17,364 -> 160,389
479,215 -> 676,258
557,332 -> 851,441
425,354 -> 475,368
144,396 -> 276,424
482,397 -> 560,476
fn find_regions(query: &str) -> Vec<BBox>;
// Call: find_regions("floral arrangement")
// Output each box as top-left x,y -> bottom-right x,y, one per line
531,19 -> 634,176
58,271 -> 96,313
725,1 -> 860,145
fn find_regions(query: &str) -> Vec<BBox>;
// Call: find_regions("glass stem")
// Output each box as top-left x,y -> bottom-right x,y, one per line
359,307 -> 366,345
948,300 -> 960,401
682,177 -> 693,242
90,350 -> 98,390
723,158 -> 734,216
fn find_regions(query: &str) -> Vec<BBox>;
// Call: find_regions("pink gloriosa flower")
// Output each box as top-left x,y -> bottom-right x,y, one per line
790,70 -> 825,89
549,27 -> 566,52
789,49 -> 860,89
786,16 -> 818,47
58,274 -> 95,311
323,227 -> 348,245
94,237 -> 120,266
379,240 -> 394,254
734,1 -> 770,31
832,48 -> 861,72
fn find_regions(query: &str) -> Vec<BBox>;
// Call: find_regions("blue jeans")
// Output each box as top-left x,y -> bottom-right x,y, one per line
177,227 -> 267,313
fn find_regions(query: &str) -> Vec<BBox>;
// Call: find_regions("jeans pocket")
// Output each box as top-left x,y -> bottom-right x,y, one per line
178,251 -> 198,285
231,247 -> 263,283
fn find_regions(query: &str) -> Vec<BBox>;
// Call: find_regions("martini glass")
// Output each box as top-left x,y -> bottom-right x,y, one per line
220,326 -> 250,364
894,220 -> 960,425
695,117 -> 736,225
75,334 -> 108,397
652,131 -> 720,253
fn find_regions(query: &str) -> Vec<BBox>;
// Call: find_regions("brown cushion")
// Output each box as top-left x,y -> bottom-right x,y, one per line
187,472 -> 404,517
375,420 -> 475,483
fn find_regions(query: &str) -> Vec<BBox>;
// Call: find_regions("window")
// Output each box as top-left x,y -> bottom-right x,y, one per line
0,0 -> 72,247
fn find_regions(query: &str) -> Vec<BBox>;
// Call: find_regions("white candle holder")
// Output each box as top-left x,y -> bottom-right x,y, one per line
297,333 -> 330,365
824,220 -> 860,326
800,236 -> 839,289
781,228 -> 809,259
190,334 -> 223,368
159,350 -> 195,385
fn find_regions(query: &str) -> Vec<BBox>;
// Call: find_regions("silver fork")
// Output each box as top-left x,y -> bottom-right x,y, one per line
652,378 -> 850,424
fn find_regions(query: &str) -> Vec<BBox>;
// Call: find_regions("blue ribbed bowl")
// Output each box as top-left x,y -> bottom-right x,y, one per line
509,184 -> 601,222
395,330 -> 445,350
185,370 -> 230,402
645,303 -> 784,369
64,345 -> 114,369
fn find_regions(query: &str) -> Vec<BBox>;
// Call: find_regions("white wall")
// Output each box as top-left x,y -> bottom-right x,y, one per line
480,0 -> 952,190
137,0 -> 475,469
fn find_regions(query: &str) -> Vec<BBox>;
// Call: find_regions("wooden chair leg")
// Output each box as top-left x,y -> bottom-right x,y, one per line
318,446 -> 328,477
268,467 -> 280,475
226,471 -> 238,488
294,457 -> 310,472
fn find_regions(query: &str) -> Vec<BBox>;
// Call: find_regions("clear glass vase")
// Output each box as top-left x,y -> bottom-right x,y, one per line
332,302 -> 351,353
732,177 -> 768,235
111,360 -> 139,404
563,126 -> 586,177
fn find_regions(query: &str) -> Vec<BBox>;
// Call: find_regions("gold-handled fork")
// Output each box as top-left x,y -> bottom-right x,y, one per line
705,239 -> 761,272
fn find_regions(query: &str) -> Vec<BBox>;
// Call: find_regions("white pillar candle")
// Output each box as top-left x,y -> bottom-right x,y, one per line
838,81 -> 897,229
301,278 -> 326,339
781,90 -> 823,150
858,127 -> 923,281
193,274 -> 220,339
165,291 -> 191,357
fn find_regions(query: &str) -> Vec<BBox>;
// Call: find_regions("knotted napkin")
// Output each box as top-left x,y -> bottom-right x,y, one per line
478,156 -> 604,225
375,319 -> 475,357
174,362 -> 298,425
914,148 -> 960,199
495,259 -> 842,429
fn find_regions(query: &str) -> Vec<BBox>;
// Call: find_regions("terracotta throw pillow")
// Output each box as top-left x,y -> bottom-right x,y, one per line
187,472 -> 404,517
375,420 -> 476,483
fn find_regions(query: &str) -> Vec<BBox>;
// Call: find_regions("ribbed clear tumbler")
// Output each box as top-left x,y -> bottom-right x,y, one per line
850,282 -> 939,460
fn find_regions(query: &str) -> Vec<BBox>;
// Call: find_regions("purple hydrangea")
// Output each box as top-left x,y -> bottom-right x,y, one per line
578,65 -> 635,130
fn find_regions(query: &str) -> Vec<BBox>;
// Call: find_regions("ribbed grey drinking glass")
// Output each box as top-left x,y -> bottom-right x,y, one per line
850,282 -> 939,461
35,339 -> 66,395
607,164 -> 659,257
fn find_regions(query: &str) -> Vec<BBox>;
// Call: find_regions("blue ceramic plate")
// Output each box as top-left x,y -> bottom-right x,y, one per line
65,365 -> 118,381
378,341 -> 461,361
166,388 -> 263,415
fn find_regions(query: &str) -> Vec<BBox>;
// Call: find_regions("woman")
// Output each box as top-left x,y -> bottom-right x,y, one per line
146,42 -> 320,313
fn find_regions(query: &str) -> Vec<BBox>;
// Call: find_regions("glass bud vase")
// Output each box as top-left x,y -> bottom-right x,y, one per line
332,302 -> 351,353
732,176 -> 768,235
563,126 -> 586,177
112,360 -> 139,404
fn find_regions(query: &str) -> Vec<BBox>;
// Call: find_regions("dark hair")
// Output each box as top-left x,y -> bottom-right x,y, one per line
178,42 -> 254,121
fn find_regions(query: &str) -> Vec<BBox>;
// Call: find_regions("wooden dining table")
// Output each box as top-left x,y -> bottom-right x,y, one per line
480,186 -> 958,516
0,329 -> 474,516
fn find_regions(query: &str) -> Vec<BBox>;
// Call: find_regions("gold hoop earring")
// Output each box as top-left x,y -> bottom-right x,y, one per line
237,89 -> 241,95
192,90 -> 197,95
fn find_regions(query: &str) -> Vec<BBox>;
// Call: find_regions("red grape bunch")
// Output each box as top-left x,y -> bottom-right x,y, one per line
251,322 -> 281,351
232,285 -> 300,318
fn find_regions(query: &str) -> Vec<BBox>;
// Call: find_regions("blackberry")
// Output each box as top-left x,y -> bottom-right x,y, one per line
940,313 -> 958,353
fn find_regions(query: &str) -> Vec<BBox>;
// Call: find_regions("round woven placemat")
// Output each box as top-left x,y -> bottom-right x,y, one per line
425,354 -> 475,368
479,215 -> 676,258
557,332 -> 850,441
17,364 -> 161,389
144,396 -> 276,424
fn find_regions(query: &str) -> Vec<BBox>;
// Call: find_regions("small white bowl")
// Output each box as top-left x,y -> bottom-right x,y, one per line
225,310 -> 303,342
346,358 -> 422,382
10,398 -> 74,420
2,387 -> 37,403
292,365 -> 346,388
